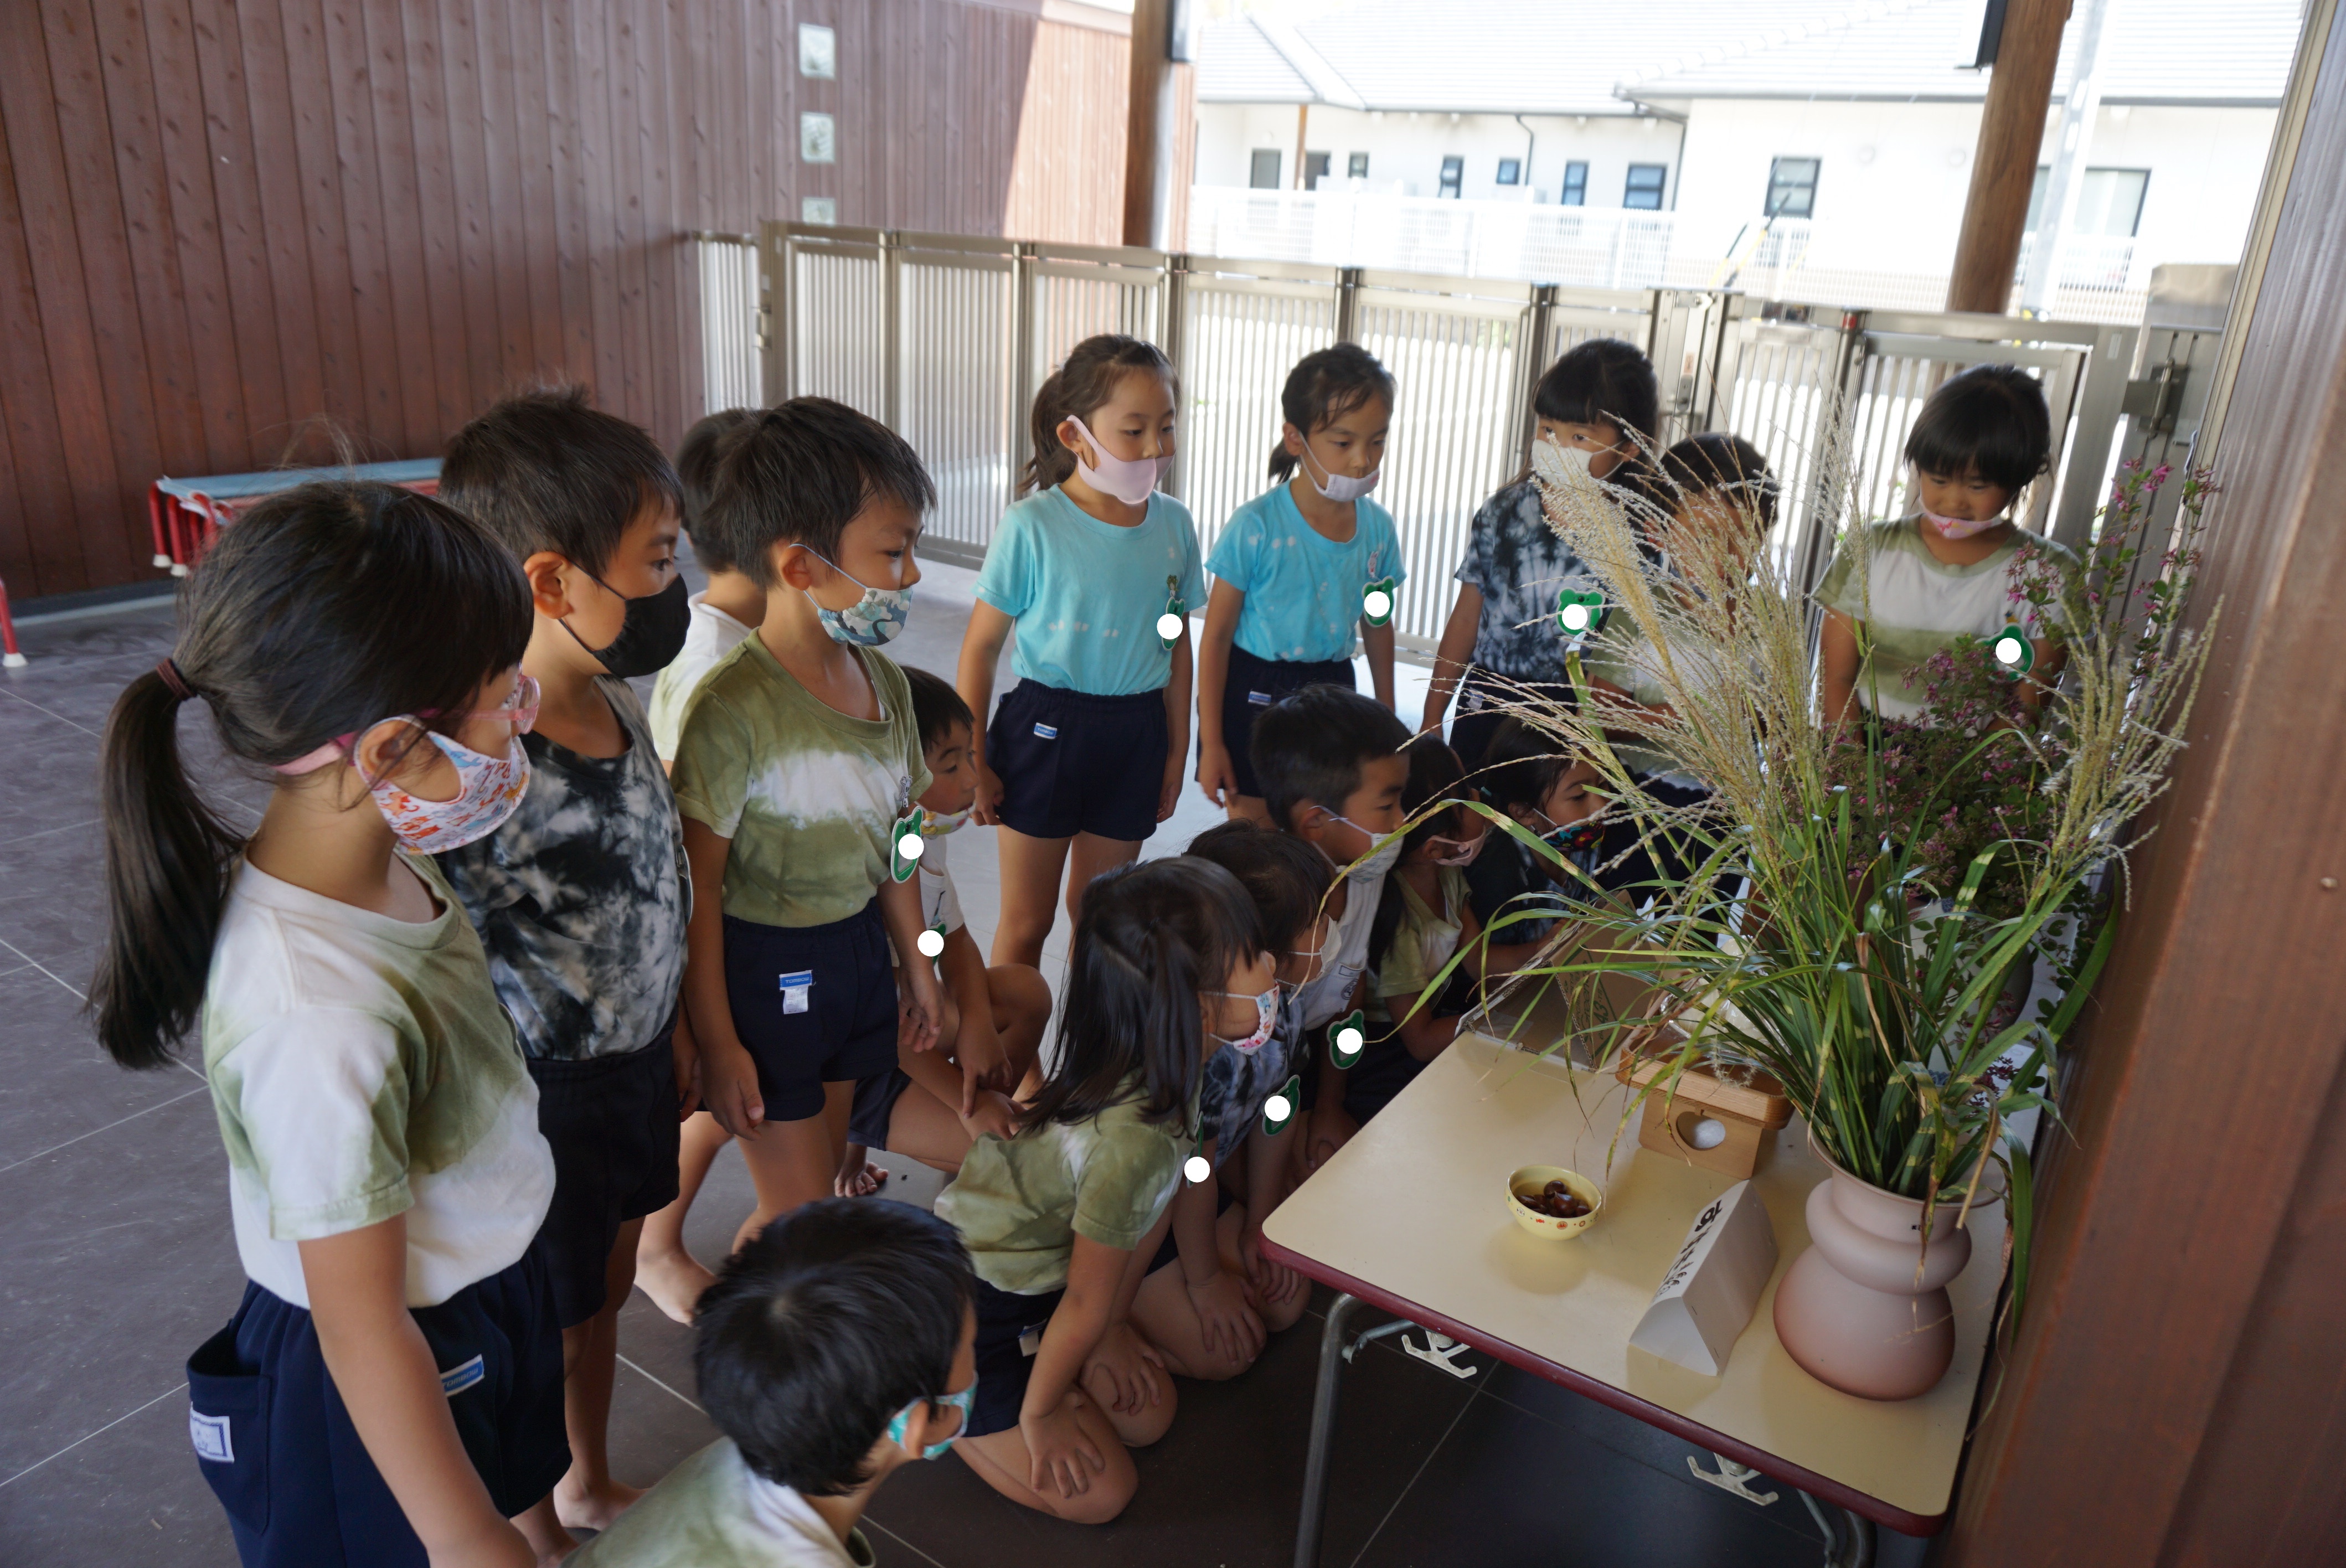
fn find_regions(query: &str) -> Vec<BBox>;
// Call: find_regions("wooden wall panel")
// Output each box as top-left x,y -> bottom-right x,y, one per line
0,0 -> 1128,602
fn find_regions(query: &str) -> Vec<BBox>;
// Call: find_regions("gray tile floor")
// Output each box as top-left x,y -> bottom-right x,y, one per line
0,562 -> 1931,1566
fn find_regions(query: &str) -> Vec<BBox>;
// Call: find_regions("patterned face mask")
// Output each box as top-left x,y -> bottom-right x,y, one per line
1209,986 -> 1281,1055
887,1383 -> 976,1461
362,727 -> 533,853
805,554 -> 914,647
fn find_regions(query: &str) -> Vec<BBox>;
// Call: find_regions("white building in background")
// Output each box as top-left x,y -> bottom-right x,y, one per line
1191,0 -> 2296,319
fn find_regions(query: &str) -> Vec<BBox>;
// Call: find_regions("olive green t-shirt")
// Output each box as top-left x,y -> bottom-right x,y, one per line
934,1072 -> 1197,1295
567,1440 -> 874,1568
670,635 -> 931,928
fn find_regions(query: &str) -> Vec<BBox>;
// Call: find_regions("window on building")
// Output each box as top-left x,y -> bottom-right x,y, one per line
1624,163 -> 1667,210
1560,161 -> 1588,206
800,112 -> 837,164
1250,149 -> 1282,190
2027,166 -> 2151,236
1303,152 -> 1332,190
1348,152 -> 1369,179
1765,157 -> 1819,219
801,196 -> 837,225
1439,156 -> 1463,198
797,24 -> 836,79
1497,158 -> 1522,186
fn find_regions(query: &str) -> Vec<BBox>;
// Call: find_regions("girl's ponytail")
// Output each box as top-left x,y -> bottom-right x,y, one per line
91,667 -> 244,1069
1268,343 -> 1395,482
1018,334 -> 1178,497
87,481 -> 532,1070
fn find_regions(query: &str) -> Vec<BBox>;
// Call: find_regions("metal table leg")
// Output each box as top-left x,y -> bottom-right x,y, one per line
1294,1291 -> 1372,1568
1798,1490 -> 1878,1568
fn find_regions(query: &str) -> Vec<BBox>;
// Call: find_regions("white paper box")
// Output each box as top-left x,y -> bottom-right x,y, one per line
1629,1179 -> 1778,1376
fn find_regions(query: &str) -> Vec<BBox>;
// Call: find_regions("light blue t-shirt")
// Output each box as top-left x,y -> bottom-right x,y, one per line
1206,484 -> 1406,664
975,487 -> 1206,697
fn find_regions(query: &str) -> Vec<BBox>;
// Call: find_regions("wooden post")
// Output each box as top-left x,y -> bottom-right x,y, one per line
1123,0 -> 1172,247
1946,0 -> 2073,314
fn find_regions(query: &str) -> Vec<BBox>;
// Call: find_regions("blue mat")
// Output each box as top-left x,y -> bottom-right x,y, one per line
155,458 -> 440,502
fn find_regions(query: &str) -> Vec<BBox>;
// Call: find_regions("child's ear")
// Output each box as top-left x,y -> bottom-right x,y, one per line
1282,422 -> 1307,457
772,541 -> 816,590
1287,800 -> 1326,840
520,551 -> 578,619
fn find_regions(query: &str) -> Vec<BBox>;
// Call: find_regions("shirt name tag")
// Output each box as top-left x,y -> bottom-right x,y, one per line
1033,723 -> 1059,740
1018,1326 -> 1044,1358
440,1355 -> 485,1398
189,1409 -> 234,1464
1247,690 -> 1272,706
779,970 -> 814,1014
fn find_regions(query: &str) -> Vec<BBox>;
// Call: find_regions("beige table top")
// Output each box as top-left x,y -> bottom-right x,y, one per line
1261,1034 -> 2003,1530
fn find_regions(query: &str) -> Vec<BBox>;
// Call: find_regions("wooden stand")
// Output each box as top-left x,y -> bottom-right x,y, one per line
1615,1051 -> 1793,1180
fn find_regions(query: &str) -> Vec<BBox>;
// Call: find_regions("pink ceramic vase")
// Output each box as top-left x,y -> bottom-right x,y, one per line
1772,1157 -> 1976,1401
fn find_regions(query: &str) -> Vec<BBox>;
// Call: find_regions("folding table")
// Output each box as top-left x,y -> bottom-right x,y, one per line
1261,1034 -> 2003,1567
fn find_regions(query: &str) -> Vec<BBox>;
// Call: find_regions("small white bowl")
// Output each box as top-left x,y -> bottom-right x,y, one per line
1507,1165 -> 1603,1241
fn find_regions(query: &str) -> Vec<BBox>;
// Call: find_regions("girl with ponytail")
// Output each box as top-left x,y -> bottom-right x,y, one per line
934,857 -> 1272,1524
94,481 -> 574,1567
956,333 -> 1206,972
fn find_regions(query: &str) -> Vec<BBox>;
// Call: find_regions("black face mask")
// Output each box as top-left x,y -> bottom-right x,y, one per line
564,571 -> 691,678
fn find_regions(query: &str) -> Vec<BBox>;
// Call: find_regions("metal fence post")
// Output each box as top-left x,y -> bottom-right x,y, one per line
1334,266 -> 1363,345
1800,308 -> 1872,631
1010,241 -> 1039,488
760,220 -> 791,403
880,229 -> 904,432
1518,283 -> 1559,475
1164,252 -> 1191,501
2050,321 -> 2140,549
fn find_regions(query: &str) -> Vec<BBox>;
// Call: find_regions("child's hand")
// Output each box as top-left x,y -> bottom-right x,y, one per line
1195,741 -> 1238,808
1187,1269 -> 1266,1368
1082,1320 -> 1166,1416
1306,1102 -> 1359,1173
955,1015 -> 1014,1114
669,1019 -> 703,1121
957,1088 -> 1021,1144
701,1042 -> 766,1142
1240,1222 -> 1306,1309
425,1517 -> 538,1568
1157,750 -> 1184,823
972,756 -> 1006,827
898,967 -> 946,1054
1021,1401 -> 1107,1500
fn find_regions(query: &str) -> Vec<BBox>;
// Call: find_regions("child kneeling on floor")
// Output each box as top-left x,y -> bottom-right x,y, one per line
932,858 -> 1277,1522
570,1199 -> 977,1567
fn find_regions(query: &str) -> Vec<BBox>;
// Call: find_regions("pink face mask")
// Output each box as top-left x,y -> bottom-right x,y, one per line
1067,416 -> 1170,507
1921,507 -> 2004,541
1424,824 -> 1489,866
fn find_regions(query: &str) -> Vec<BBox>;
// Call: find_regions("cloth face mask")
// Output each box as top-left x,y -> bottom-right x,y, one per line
563,571 -> 690,679
1541,802 -> 1608,858
1920,506 -> 2005,541
1209,986 -> 1281,1055
367,727 -> 532,854
1300,442 -> 1380,503
887,1383 -> 976,1462
1067,416 -> 1171,507
1424,823 -> 1489,867
805,554 -> 914,647
1533,437 -> 1596,488
920,805 -> 973,835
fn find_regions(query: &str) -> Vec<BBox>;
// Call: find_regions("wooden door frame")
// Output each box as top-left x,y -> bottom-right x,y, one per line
1948,3 -> 2346,1561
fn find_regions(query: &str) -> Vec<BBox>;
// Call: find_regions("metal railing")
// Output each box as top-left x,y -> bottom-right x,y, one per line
700,224 -> 2162,653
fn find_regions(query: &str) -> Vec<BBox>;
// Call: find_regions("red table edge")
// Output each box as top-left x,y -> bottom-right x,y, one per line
1260,1238 -> 1946,1538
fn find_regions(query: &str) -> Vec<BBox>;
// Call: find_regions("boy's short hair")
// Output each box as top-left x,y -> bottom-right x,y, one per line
694,1199 -> 972,1497
901,665 -> 975,754
1661,432 -> 1779,531
440,386 -> 682,576
1479,716 -> 1576,816
1184,820 -> 1333,953
1250,684 -> 1412,833
713,397 -> 936,589
676,407 -> 757,574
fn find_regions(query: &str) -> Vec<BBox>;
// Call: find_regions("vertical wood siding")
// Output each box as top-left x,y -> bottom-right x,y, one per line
0,0 -> 1128,601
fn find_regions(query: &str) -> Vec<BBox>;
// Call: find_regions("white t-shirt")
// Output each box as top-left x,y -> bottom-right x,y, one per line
648,592 -> 757,762
568,1440 -> 875,1568
200,856 -> 555,1308
1292,854 -> 1391,1031
920,833 -> 967,938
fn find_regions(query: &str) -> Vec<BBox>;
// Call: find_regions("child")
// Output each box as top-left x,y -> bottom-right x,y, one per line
1196,344 -> 1404,823
569,1199 -> 977,1567
93,482 -> 568,1566
1247,684 -> 1413,1170
932,858 -> 1276,1523
435,390 -> 693,1539
957,333 -> 1205,968
1126,823 -> 1329,1379
648,406 -> 764,765
847,666 -> 1054,1174
670,398 -> 951,1255
1819,364 -> 2076,729
1421,337 -> 1662,768
1478,716 -> 1613,926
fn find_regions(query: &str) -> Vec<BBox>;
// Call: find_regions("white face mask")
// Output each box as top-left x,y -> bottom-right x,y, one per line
1534,437 -> 1596,488
1067,416 -> 1169,507
1300,442 -> 1380,503
1321,812 -> 1406,881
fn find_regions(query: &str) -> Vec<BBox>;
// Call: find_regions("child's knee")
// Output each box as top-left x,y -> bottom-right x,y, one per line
988,964 -> 1053,1028
1057,1461 -> 1137,1525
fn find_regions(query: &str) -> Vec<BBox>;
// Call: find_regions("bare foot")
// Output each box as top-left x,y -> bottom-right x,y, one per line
555,1475 -> 645,1535
633,1245 -> 717,1325
834,1143 -> 888,1197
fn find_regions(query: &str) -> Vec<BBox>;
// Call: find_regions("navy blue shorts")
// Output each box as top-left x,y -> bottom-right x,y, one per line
724,902 -> 899,1124
1224,647 -> 1355,801
847,1065 -> 914,1149
965,1272 -> 1065,1438
527,1027 -> 682,1329
186,1251 -> 568,1567
988,680 -> 1167,843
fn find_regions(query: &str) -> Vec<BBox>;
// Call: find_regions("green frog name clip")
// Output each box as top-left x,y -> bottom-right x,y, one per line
1556,588 -> 1607,636
1328,1009 -> 1367,1070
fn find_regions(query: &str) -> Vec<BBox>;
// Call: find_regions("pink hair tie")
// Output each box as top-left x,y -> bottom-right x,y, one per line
154,659 -> 195,703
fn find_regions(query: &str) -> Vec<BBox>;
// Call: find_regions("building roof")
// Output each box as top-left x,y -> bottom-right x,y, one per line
1196,0 -> 2299,115
1622,0 -> 2299,107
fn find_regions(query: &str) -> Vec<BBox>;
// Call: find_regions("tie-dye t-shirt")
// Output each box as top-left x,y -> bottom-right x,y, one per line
1454,477 -> 1598,683
437,678 -> 689,1061
935,1072 -> 1197,1295
669,636 -> 931,929
202,854 -> 555,1308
